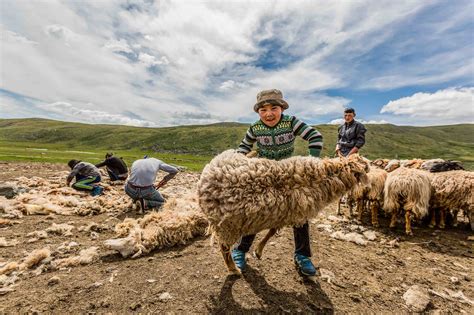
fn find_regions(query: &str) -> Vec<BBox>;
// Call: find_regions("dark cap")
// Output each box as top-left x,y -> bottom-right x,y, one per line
344,107 -> 355,114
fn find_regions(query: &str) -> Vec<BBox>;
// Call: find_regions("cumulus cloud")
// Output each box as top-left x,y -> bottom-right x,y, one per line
380,87 -> 474,125
39,102 -> 159,127
0,1 -> 472,126
328,118 -> 389,125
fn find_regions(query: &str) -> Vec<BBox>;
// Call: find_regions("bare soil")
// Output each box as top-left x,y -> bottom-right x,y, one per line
0,162 -> 473,314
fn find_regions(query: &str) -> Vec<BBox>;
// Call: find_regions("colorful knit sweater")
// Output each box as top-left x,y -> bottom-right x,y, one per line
237,115 -> 323,160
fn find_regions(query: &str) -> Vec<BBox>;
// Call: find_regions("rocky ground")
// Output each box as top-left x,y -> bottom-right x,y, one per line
0,162 -> 473,314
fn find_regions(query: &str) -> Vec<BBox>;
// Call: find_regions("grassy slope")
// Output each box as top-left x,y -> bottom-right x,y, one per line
0,118 -> 473,170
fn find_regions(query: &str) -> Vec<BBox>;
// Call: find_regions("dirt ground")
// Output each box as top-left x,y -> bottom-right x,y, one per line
0,162 -> 473,314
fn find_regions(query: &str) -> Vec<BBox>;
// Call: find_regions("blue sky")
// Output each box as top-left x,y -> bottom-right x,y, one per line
0,0 -> 473,127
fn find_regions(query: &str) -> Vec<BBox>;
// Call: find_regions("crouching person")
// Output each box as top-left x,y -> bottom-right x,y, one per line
95,152 -> 128,182
66,160 -> 103,196
233,89 -> 323,276
125,156 -> 178,213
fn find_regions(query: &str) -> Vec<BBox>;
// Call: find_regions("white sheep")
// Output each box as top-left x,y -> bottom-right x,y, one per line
428,170 -> 474,230
197,150 -> 369,274
383,168 -> 432,235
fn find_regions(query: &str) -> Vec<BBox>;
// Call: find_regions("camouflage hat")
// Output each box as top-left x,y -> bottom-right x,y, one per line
253,89 -> 289,112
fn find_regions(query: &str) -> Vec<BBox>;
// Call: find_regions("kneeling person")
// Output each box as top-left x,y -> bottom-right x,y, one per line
125,156 -> 178,212
95,152 -> 128,182
67,160 -> 103,196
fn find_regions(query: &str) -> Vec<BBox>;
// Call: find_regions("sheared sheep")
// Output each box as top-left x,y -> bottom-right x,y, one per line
198,150 -> 369,274
428,170 -> 474,230
105,194 -> 208,258
383,168 -> 431,235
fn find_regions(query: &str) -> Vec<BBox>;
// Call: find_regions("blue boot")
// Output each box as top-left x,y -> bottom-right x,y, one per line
91,186 -> 103,196
231,249 -> 247,271
294,253 -> 318,276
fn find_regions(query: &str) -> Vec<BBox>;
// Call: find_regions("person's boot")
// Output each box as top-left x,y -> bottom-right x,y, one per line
294,253 -> 318,276
91,186 -> 103,196
135,199 -> 145,214
231,249 -> 247,272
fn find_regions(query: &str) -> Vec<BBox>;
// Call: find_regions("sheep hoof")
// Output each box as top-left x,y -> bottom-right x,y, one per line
405,231 -> 413,236
428,224 -> 435,229
372,223 -> 379,228
253,251 -> 262,260
439,224 -> 445,229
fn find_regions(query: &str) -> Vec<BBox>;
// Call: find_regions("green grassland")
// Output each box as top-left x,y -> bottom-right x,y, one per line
0,118 -> 473,170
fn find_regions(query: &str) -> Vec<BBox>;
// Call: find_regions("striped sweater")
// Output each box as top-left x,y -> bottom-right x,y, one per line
237,115 -> 323,160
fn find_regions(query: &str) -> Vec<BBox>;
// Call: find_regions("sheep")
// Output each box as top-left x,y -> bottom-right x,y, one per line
420,159 -> 445,171
371,158 -> 390,169
383,168 -> 432,235
428,170 -> 474,230
105,194 -> 209,258
197,150 -> 369,274
384,159 -> 426,172
351,167 -> 388,227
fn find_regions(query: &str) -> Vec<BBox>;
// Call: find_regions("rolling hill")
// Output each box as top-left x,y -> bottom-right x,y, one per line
0,118 -> 473,170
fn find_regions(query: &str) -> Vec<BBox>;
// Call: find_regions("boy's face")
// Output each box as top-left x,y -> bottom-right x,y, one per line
258,103 -> 283,127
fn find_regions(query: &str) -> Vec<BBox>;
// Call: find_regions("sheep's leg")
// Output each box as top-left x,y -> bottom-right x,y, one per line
428,208 -> 436,228
348,200 -> 354,218
220,244 -> 241,275
356,199 -> 364,222
452,209 -> 459,227
439,208 -> 446,229
371,200 -> 379,227
337,198 -> 342,216
254,228 -> 278,260
390,210 -> 398,229
405,210 -> 413,236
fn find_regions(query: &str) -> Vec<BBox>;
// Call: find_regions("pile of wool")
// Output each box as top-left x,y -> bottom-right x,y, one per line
105,194 -> 209,258
52,247 -> 99,269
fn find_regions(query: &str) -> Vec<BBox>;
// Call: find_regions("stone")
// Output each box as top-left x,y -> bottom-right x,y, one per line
0,184 -> 19,199
48,276 -> 60,286
159,292 -> 172,302
403,285 -> 430,312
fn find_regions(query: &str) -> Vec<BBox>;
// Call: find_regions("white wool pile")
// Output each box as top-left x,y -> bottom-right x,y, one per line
27,230 -> 48,239
0,237 -> 18,248
46,223 -> 74,236
52,247 -> 99,268
0,262 -> 19,276
19,248 -> 51,270
105,194 -> 209,258
330,231 -> 368,246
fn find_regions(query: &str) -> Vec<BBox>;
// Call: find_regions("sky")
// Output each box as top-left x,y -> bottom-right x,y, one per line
1,0 -> 473,127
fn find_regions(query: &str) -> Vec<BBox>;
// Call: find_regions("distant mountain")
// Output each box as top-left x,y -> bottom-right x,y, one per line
0,118 -> 473,169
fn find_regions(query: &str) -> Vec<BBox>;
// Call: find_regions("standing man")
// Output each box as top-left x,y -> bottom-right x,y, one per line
95,152 -> 128,182
335,108 -> 367,157
234,89 -> 323,276
125,156 -> 178,213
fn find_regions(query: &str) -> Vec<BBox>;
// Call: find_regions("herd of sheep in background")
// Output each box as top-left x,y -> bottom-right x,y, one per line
341,157 -> 473,235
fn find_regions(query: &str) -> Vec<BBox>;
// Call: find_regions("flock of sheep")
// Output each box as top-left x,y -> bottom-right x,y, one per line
197,151 -> 473,273
1,152 -> 472,279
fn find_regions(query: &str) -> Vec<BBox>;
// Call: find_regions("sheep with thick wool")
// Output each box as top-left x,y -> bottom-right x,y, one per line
350,167 -> 388,227
198,150 -> 369,274
428,170 -> 474,230
383,167 -> 432,235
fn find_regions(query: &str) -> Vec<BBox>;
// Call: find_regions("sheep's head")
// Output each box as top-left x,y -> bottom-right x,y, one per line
346,154 -> 370,185
384,159 -> 401,172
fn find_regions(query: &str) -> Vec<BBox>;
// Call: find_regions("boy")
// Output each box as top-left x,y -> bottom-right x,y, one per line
95,152 -> 128,182
125,156 -> 178,213
66,160 -> 103,196
235,89 -> 323,276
